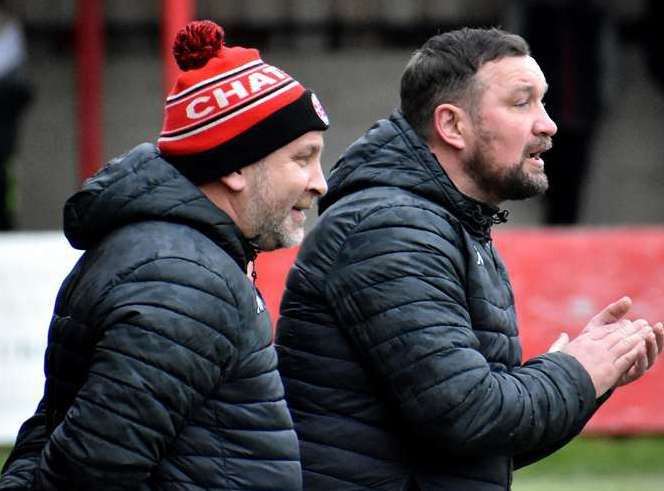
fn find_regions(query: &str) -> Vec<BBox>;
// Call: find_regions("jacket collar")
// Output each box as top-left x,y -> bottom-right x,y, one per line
63,143 -> 257,270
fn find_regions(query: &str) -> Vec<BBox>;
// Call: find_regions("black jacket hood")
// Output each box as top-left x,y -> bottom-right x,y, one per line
63,143 -> 255,268
320,110 -> 508,238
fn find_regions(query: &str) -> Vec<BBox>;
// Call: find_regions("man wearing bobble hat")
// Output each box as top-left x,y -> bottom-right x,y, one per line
0,20 -> 327,490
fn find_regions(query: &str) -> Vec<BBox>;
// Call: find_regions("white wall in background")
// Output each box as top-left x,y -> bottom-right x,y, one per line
0,232 -> 81,444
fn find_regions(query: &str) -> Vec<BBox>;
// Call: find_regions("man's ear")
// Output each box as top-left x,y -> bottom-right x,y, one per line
433,103 -> 468,150
220,169 -> 247,192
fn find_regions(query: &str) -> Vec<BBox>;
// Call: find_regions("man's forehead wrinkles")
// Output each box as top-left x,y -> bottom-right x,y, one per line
509,83 -> 547,95
486,75 -> 548,99
478,57 -> 546,85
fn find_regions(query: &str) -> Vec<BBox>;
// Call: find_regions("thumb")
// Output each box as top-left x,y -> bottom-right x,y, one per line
586,296 -> 632,330
548,332 -> 570,353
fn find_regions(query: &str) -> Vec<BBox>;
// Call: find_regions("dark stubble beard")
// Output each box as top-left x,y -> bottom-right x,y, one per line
247,194 -> 291,251
245,165 -> 299,252
465,125 -> 550,202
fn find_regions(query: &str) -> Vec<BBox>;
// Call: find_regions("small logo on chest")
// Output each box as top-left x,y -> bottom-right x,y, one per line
473,245 -> 485,266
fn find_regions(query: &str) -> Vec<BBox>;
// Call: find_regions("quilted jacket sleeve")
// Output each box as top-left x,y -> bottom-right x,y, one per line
511,389 -> 611,469
0,399 -> 48,490
32,257 -> 239,490
324,205 -> 598,458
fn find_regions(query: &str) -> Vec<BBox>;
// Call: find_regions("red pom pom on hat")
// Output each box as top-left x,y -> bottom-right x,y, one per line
173,20 -> 224,71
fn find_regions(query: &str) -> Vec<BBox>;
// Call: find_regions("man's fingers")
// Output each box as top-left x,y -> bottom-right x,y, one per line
645,328 -> 658,368
634,353 -> 647,377
548,333 -> 570,352
590,319 -> 635,341
564,314 -> 659,396
624,321 -> 657,369
654,322 -> 664,354
643,321 -> 663,369
614,340 -> 646,372
586,296 -> 632,330
617,355 -> 647,387
608,330 -> 646,357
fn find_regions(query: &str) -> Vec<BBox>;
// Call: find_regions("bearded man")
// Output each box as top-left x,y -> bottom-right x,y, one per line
275,27 -> 663,490
1,20 -> 328,490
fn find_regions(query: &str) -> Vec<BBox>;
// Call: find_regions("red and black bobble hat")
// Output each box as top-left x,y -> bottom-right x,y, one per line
158,20 -> 330,184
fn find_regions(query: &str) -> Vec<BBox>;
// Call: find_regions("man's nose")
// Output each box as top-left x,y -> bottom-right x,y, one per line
535,106 -> 558,137
309,158 -> 328,197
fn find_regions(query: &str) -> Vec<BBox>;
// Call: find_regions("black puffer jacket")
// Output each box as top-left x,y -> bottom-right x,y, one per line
1,144 -> 301,490
276,112 -> 602,490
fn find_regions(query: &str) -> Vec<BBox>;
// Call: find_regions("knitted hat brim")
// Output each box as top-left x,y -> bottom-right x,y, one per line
165,90 -> 328,184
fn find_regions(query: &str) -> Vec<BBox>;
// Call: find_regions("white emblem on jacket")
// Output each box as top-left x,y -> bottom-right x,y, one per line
473,245 -> 484,266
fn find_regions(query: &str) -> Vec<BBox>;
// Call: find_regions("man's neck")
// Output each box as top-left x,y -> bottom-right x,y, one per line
198,180 -> 251,237
429,144 -> 498,206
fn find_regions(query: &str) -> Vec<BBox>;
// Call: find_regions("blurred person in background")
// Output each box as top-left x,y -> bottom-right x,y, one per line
643,0 -> 664,95
0,1 -> 32,230
0,20 -> 328,490
509,0 -> 612,224
276,27 -> 663,490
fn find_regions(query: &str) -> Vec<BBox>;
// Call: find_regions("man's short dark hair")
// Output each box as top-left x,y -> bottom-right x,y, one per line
400,27 -> 530,140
